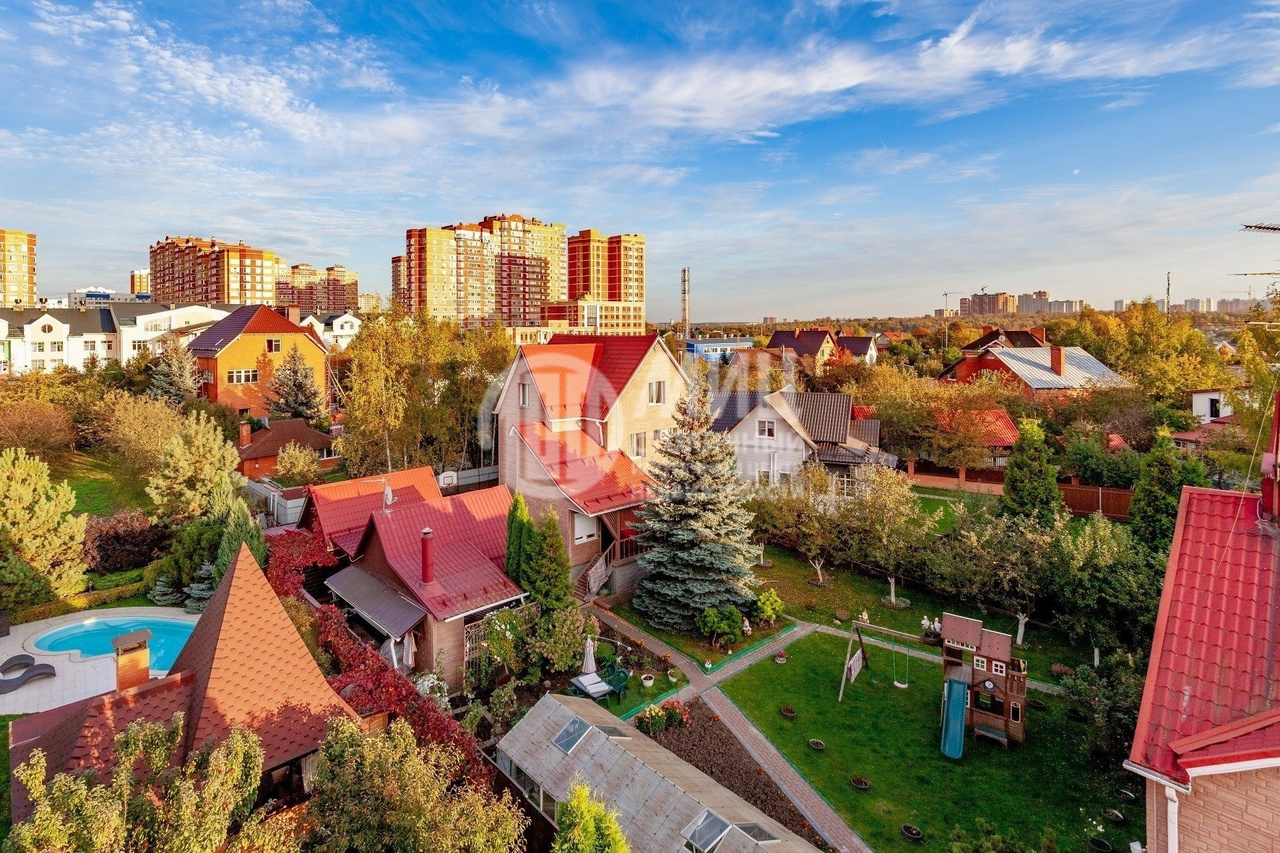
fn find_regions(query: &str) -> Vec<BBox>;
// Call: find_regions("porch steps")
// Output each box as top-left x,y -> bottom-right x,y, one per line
573,571 -> 593,604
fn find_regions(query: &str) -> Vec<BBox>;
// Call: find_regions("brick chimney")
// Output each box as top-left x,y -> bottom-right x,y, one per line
1050,346 -> 1065,375
111,629 -> 152,691
421,527 -> 434,584
1029,327 -> 1046,344
286,306 -> 301,325
982,325 -> 993,335
238,421 -> 252,448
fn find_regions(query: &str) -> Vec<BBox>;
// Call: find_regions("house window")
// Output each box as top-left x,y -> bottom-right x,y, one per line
1011,702 -> 1021,723
132,341 -> 149,352
266,339 -> 282,353
50,341 -> 64,352
757,420 -> 775,438
518,382 -> 529,408
648,380 -> 666,405
32,359 -> 45,370
85,341 -> 96,352
32,342 -> 44,353
631,431 -> 647,458
757,470 -> 771,486
683,810 -> 732,853
652,428 -> 670,445
105,341 -> 113,351
1209,397 -> 1221,419
226,369 -> 260,385
40,324 -> 52,334
573,513 -> 598,544
991,660 -> 1007,677
973,656 -> 987,671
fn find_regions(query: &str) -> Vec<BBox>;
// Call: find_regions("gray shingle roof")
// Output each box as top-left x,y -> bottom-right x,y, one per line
0,308 -> 116,336
779,392 -> 852,444
990,347 -> 1128,390
497,695 -> 821,852
711,391 -> 767,433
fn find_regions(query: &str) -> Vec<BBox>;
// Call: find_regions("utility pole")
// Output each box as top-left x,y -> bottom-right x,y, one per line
1166,272 -> 1171,318
941,290 -> 962,348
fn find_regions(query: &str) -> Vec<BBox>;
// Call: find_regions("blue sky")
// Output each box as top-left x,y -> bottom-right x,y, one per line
3,0 -> 1280,321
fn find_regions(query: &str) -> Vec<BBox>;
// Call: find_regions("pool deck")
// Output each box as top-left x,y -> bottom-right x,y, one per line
0,606 -> 196,715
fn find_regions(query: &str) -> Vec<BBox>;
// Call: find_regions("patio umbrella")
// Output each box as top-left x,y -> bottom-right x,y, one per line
582,637 -> 597,675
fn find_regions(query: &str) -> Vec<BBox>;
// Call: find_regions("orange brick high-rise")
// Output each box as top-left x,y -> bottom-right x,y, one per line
149,236 -> 285,306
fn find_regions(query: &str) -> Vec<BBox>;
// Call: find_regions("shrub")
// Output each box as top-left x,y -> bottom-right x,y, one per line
634,704 -> 667,735
0,399 -> 75,462
695,605 -> 743,647
414,669 -> 451,713
13,581 -> 149,624
490,682 -> 518,735
273,441 -> 325,488
531,606 -> 598,674
481,608 -> 528,680
91,568 -> 144,590
265,528 -> 335,597
280,595 -> 334,675
661,700 -> 691,729
1051,663 -> 1075,679
99,390 -> 185,478
595,642 -> 616,666
753,589 -> 784,624
460,702 -> 486,734
83,508 -> 168,575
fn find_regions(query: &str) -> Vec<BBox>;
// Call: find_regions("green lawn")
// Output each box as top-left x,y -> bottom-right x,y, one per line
722,632 -> 1143,853
1,714 -> 23,841
759,546 -> 1093,681
918,496 -> 958,534
52,451 -> 152,516
610,600 -> 791,667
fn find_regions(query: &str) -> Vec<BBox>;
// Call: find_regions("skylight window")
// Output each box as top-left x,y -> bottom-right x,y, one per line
553,716 -> 591,754
597,726 -> 630,740
683,809 -> 731,853
734,823 -> 778,843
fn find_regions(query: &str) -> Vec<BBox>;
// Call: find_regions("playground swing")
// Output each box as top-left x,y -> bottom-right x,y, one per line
891,639 -> 910,689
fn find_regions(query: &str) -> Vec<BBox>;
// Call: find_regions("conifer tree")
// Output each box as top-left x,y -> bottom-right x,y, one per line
146,411 -> 241,522
1131,432 -> 1211,553
631,375 -> 757,632
147,340 -> 200,407
0,447 -> 87,607
505,493 -> 534,586
148,572 -> 187,607
524,509 -> 574,611
211,494 -> 267,582
1000,419 -> 1063,526
266,343 -> 323,421
184,561 -> 218,613
552,782 -> 630,853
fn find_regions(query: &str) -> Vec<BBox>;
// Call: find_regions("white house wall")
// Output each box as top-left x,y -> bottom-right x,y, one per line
726,402 -> 810,483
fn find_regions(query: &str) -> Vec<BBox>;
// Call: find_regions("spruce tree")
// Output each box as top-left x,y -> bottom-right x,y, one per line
267,344 -> 323,421
524,510 -> 574,611
505,493 -> 534,586
147,341 -> 199,407
1000,418 -> 1063,526
631,374 -> 757,632
211,493 -> 267,582
184,561 -> 217,613
1131,433 -> 1209,553
148,572 -> 187,607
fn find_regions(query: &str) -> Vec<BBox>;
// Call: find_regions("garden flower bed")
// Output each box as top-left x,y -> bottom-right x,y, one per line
651,698 -> 831,851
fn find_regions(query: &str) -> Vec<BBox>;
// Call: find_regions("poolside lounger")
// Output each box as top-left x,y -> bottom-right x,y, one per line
0,654 -> 34,675
0,663 -> 55,694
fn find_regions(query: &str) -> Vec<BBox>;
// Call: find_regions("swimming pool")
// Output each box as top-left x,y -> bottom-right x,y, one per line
34,617 -> 196,672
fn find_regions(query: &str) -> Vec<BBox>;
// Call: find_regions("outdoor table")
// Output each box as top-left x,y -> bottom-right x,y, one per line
571,672 -> 611,702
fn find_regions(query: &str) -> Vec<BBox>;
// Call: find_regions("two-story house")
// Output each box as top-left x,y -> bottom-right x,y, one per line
494,333 -> 687,597
188,304 -> 328,419
112,303 -> 231,359
0,306 -> 117,374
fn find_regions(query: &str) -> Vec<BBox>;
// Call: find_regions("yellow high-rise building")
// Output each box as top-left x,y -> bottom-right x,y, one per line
149,236 -> 285,305
130,268 -> 151,295
1,230 -> 37,308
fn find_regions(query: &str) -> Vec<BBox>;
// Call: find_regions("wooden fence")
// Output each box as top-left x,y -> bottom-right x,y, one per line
1057,483 -> 1134,521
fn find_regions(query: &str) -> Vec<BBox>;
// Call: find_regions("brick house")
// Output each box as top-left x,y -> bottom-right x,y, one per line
8,545 -> 359,821
494,333 -> 687,597
188,304 -> 328,419
1126,479 -> 1280,850
938,344 -> 1127,398
235,418 -> 338,481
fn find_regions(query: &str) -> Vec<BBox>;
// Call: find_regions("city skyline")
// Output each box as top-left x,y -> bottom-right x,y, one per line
3,2 -> 1279,319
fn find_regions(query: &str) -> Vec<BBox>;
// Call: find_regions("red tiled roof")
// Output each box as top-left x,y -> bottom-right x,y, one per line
237,418 -> 333,461
303,467 -> 442,549
188,305 -> 324,357
524,334 -> 660,421
356,485 -> 525,621
932,409 -> 1020,448
851,405 -> 877,420
10,546 -> 357,821
1129,487 -> 1280,783
514,422 -> 651,515
1170,415 -> 1239,446
1105,432 -> 1129,452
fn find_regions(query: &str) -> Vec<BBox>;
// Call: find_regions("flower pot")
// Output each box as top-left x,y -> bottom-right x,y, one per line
781,705 -> 796,719
808,738 -> 825,751
641,674 -> 655,688
850,776 -> 870,791
704,661 -> 713,671
1116,788 -> 1137,803
774,655 -> 787,664
1102,808 -> 1125,824
901,824 -> 923,842
668,669 -> 679,683
1088,837 -> 1113,853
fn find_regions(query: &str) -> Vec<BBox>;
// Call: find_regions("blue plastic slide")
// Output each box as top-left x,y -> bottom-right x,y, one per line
941,678 -> 967,759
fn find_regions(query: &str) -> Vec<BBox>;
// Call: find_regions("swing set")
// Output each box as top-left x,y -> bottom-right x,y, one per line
891,638 -> 910,689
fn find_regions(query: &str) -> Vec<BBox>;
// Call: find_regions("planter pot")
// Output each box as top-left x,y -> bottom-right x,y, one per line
808,738 -> 825,752
704,661 -> 713,671
901,825 -> 923,842
1102,808 -> 1125,824
1028,698 -> 1046,711
850,776 -> 870,791
774,655 -> 787,664
641,674 -> 655,688
1088,837 -> 1113,853
1116,788 -> 1137,804
668,670 -> 679,683
1067,707 -> 1088,723
781,706 -> 797,719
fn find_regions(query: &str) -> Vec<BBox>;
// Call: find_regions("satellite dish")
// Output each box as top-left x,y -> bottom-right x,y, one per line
383,484 -> 394,507
439,471 -> 459,488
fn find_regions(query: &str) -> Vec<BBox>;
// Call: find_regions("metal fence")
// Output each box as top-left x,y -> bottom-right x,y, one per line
463,601 -> 541,679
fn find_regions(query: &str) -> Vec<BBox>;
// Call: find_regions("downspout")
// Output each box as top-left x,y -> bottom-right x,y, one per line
1165,785 -> 1179,853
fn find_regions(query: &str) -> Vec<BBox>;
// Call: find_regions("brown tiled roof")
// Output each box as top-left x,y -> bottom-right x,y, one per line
188,305 -> 324,357
238,418 -> 333,461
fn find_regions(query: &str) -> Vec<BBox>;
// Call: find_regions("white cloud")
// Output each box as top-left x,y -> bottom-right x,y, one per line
854,147 -> 936,174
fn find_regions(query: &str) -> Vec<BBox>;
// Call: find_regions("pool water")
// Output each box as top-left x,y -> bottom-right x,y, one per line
34,617 -> 196,672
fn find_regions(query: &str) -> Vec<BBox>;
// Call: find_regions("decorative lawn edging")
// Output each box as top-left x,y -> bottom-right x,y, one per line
704,621 -> 797,675
620,684 -> 682,721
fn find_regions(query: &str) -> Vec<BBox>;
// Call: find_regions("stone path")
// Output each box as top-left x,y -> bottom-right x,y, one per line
592,606 -> 867,851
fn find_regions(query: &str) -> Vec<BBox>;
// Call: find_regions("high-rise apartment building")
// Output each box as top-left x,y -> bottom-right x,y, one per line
358,292 -> 383,314
390,256 -> 406,308
1,230 -> 37,308
960,291 -> 1016,316
149,237 -> 285,305
1016,291 -> 1051,314
544,229 -> 646,334
1185,298 -> 1214,313
275,263 -> 359,315
130,269 -> 151,295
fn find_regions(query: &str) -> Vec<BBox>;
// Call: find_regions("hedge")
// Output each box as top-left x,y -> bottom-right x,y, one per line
13,581 -> 151,625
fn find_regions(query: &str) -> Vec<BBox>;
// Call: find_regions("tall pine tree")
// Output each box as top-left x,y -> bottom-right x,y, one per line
631,374 -> 757,632
147,341 -> 200,407
1000,418 -> 1063,526
266,343 -> 323,421
505,492 -> 535,586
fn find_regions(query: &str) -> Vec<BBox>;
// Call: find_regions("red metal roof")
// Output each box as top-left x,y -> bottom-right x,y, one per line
355,485 -> 525,621
1129,487 -> 1280,783
851,405 -> 877,420
932,409 -> 1020,448
524,334 -> 660,421
303,467 -> 442,549
188,305 -> 324,357
514,422 -> 651,516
